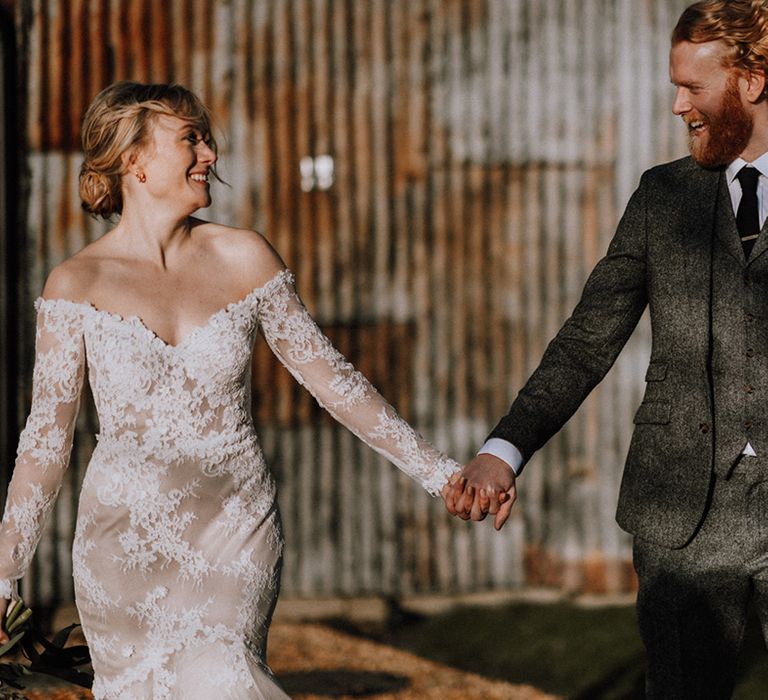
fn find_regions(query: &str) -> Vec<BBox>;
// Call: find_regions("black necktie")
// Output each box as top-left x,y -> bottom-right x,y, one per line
736,166 -> 761,258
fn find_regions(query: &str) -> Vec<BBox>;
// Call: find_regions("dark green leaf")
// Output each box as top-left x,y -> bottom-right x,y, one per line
0,631 -> 25,656
50,623 -> 79,649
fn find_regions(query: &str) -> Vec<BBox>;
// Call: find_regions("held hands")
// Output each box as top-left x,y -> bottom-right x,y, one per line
442,454 -> 517,530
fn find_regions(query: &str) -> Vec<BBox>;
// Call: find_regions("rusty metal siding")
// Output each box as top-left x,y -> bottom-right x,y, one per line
8,0 -> 693,606
0,9 -> 10,510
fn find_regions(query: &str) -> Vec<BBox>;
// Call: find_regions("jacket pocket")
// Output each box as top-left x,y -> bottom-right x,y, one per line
633,401 -> 671,425
644,361 -> 667,382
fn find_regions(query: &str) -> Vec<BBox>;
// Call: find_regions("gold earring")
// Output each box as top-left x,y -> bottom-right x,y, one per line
135,171 -> 146,183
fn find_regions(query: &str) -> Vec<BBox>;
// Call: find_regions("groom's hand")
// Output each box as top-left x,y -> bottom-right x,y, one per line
444,454 -> 517,530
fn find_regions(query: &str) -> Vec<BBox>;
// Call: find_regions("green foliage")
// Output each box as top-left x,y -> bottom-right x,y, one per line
0,599 -> 93,694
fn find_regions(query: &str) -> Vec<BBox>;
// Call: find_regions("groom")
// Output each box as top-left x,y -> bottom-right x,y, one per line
446,1 -> 768,696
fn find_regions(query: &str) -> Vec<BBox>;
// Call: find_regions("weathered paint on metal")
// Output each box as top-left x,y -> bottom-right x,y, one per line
8,0 -> 692,606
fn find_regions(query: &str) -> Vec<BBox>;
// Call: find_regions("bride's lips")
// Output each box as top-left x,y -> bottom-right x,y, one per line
189,171 -> 209,184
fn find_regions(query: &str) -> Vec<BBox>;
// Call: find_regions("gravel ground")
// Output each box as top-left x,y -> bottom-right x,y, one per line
6,621 -> 554,699
269,622 -> 554,699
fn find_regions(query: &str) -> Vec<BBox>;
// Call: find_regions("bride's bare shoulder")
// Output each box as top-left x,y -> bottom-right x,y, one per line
192,220 -> 287,289
40,235 -> 116,302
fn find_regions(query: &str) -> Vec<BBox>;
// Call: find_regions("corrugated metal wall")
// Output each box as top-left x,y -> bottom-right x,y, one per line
0,6 -> 13,515
7,0 -> 692,606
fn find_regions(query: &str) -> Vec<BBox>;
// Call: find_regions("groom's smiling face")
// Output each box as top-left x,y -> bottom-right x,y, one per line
670,40 -> 754,168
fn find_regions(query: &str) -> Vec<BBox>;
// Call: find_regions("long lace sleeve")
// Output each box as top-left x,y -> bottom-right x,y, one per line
0,299 -> 86,599
256,270 -> 458,496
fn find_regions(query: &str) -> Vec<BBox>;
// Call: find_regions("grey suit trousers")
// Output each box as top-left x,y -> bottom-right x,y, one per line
633,458 -> 768,699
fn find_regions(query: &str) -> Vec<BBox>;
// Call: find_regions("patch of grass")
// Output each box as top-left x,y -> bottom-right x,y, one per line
332,600 -> 768,698
383,602 -> 645,698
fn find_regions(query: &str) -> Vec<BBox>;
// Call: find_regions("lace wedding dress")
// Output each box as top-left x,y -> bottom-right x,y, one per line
0,269 -> 457,699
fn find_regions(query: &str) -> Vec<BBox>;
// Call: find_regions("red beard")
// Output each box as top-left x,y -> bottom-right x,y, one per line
688,76 -> 753,168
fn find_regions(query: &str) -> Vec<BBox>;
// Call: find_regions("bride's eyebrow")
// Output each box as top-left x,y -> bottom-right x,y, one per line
179,124 -> 210,140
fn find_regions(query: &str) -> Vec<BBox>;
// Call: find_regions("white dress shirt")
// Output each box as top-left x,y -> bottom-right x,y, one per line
726,153 -> 768,225
481,153 -> 768,474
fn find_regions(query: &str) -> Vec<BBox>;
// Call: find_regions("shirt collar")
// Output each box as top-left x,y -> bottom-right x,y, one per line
727,152 -> 768,183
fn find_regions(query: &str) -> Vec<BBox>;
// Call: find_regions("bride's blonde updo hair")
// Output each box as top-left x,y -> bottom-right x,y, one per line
79,81 -> 218,219
672,1 -> 768,91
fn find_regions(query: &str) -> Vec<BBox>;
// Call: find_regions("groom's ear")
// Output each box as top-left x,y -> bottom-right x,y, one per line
743,68 -> 766,104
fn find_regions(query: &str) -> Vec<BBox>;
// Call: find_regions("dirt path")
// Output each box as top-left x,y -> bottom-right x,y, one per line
269,622 -> 556,700
10,621 -> 555,699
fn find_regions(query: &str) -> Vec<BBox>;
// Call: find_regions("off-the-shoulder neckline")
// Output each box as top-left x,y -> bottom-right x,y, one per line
35,268 -> 294,350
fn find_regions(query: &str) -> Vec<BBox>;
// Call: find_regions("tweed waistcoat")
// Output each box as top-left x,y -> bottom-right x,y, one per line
711,176 -> 768,476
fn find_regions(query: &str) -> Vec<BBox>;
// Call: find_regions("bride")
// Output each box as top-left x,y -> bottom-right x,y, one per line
0,81 -> 464,699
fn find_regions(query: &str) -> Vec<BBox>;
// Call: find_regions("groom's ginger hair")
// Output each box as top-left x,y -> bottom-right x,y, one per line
673,1 -> 768,83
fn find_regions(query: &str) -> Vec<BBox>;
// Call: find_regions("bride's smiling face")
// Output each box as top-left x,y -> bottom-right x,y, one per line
131,114 -> 217,213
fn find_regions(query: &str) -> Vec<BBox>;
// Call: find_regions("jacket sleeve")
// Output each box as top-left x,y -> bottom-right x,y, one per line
489,172 -> 650,465
0,299 -> 86,599
257,270 -> 459,496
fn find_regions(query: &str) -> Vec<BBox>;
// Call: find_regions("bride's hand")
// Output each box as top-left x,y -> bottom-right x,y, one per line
444,454 -> 516,529
441,470 -> 464,497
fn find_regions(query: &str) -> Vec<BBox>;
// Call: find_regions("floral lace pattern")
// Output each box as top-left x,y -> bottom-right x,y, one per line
0,269 -> 457,699
258,274 -> 458,496
0,301 -> 86,600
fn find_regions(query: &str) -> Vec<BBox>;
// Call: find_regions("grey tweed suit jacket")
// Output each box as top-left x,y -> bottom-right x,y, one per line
488,155 -> 763,549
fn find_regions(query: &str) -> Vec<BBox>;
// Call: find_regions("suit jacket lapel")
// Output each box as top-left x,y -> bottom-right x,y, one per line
681,165 -> 722,280
675,164 -> 720,387
712,170 -> 745,264
748,210 -> 768,264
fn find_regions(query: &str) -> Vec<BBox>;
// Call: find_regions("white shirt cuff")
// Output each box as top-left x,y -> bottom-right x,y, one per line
478,438 -> 524,475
